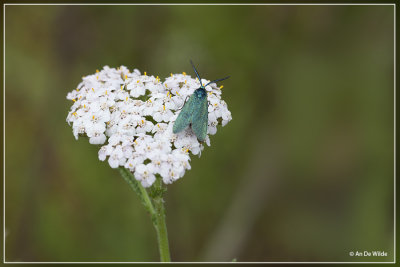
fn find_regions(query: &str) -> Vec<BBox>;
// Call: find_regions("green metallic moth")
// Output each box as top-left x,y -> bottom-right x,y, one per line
173,61 -> 230,142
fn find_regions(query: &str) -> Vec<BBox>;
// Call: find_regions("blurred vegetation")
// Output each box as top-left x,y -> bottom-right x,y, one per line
5,5 -> 394,262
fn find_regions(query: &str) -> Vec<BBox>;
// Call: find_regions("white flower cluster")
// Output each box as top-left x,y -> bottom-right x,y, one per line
66,66 -> 232,187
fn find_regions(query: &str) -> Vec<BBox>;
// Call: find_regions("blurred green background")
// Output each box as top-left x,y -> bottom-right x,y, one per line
5,5 -> 394,262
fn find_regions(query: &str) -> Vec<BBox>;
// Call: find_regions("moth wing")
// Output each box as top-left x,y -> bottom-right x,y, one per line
191,96 -> 208,142
173,94 -> 195,134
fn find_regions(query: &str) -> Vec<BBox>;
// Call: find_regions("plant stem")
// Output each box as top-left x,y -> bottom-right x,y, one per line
152,178 -> 171,262
118,168 -> 171,262
118,167 -> 155,215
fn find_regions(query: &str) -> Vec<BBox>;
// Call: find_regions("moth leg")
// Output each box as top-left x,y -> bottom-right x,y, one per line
177,96 -> 190,110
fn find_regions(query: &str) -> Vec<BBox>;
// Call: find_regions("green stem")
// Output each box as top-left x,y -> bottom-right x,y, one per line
118,168 -> 155,215
118,168 -> 171,262
152,178 -> 171,262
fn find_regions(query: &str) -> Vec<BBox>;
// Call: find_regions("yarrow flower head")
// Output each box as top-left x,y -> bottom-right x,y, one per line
66,65 -> 232,187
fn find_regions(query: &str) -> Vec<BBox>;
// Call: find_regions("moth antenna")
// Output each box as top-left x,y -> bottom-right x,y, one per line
205,76 -> 230,87
190,60 -> 203,87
